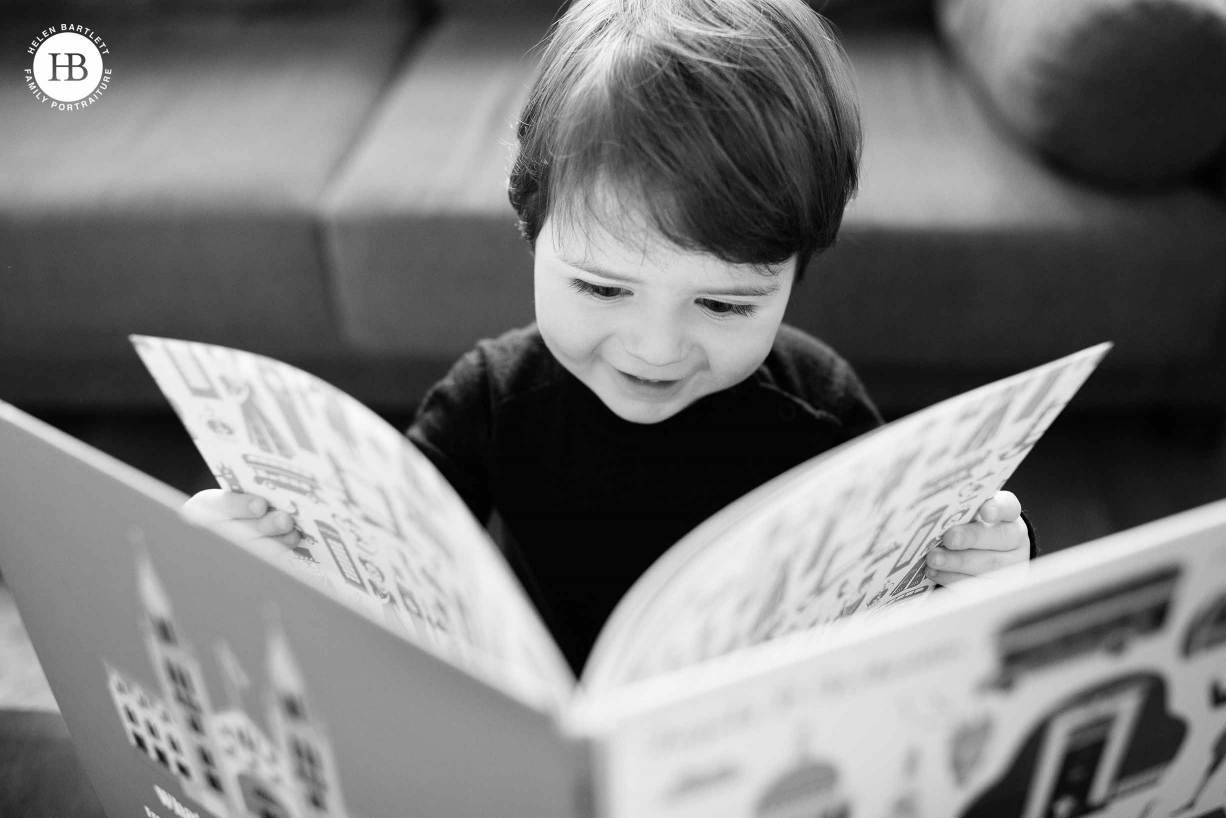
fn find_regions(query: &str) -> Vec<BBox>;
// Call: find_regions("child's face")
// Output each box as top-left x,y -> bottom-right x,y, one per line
534,211 -> 795,424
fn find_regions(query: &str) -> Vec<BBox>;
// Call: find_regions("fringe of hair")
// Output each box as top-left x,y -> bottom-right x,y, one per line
508,0 -> 862,281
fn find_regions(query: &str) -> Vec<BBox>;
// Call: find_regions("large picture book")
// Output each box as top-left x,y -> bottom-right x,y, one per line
0,341 -> 1221,817
125,336 -> 1111,698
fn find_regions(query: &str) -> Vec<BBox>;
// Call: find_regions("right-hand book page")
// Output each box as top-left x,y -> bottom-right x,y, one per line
581,343 -> 1112,691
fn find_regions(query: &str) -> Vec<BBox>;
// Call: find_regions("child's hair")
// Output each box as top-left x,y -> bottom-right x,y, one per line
508,0 -> 862,281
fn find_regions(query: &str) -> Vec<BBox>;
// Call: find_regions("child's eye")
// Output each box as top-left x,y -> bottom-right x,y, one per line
697,298 -> 757,318
570,279 -> 626,300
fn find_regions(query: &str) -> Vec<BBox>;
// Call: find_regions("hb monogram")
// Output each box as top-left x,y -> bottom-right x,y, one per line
48,52 -> 88,81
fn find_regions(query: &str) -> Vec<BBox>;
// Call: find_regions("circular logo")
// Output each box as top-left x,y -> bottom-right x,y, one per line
25,25 -> 112,110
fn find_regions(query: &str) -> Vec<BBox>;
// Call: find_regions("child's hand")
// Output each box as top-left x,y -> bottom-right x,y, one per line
925,491 -> 1029,586
181,489 -> 301,557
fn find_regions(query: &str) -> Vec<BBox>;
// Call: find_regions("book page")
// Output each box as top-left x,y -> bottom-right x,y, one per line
0,401 -> 580,818
575,498 -> 1226,818
131,336 -> 574,710
582,344 -> 1110,691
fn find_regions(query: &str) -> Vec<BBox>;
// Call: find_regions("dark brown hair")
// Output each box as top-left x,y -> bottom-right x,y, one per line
508,0 -> 862,281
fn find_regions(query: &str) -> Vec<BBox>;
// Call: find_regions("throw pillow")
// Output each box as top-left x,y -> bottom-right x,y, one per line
937,0 -> 1226,186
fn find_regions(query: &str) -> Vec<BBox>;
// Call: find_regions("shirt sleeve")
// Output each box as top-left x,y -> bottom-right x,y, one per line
768,326 -> 885,442
405,347 -> 496,525
831,355 -> 885,442
1021,509 -> 1040,560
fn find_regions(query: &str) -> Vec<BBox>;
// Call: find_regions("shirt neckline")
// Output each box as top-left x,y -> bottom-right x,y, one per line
555,358 -> 765,446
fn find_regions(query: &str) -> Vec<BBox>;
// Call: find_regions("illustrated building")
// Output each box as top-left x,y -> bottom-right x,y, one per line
959,673 -> 1187,818
991,568 -> 1179,690
107,673 -> 199,787
1184,590 -> 1226,657
106,551 -> 349,818
266,620 -> 345,818
753,753 -> 850,818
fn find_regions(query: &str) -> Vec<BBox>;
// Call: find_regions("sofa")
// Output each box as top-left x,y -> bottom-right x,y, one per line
3,0 -> 1225,417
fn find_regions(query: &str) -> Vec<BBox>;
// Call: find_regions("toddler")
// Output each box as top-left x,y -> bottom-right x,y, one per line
186,0 -> 1032,673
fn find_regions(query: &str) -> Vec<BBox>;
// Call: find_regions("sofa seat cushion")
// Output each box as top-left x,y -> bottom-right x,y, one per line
785,31 -> 1226,373
326,19 -> 1226,398
936,0 -> 1226,187
0,14 -> 412,365
323,15 -> 550,357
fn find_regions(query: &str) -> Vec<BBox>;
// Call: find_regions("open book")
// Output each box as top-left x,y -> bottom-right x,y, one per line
130,337 -> 1109,704
3,340 -> 1225,818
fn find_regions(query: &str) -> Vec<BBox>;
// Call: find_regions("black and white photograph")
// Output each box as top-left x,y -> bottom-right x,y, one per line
2,0 -> 1225,816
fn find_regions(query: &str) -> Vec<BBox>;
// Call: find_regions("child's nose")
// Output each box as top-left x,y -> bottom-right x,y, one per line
622,319 -> 688,369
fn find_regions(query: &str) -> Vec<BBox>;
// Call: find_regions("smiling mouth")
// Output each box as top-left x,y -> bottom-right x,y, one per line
618,370 -> 684,390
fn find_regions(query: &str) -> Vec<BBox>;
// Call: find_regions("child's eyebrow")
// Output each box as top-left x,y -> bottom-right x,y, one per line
702,282 -> 782,297
559,256 -> 641,283
561,257 -> 782,297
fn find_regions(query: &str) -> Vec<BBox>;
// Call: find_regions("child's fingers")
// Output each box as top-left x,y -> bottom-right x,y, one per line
274,529 -> 302,548
239,531 -> 300,562
184,506 -> 296,543
182,489 -> 270,525
260,529 -> 301,550
253,509 -> 297,538
976,491 -> 1021,524
943,517 -> 1028,552
180,491 -> 301,562
196,518 -> 299,559
925,566 -> 975,586
927,542 -> 1026,576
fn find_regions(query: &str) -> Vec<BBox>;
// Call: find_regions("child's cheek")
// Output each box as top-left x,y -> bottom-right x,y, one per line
718,314 -> 785,380
690,336 -> 760,396
536,290 -> 604,368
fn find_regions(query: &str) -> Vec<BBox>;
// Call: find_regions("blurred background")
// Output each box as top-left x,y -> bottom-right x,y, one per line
1,0 -> 1225,759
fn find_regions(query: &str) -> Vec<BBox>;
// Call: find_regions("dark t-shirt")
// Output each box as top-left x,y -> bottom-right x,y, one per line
407,323 -> 884,673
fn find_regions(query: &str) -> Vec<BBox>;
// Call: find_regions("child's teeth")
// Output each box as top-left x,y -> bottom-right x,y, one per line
627,372 -> 672,384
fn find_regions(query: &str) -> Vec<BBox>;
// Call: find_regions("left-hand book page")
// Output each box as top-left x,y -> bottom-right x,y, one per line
130,335 -> 574,711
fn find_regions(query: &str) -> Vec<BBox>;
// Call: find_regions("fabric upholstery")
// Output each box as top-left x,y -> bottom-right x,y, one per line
816,0 -> 932,26
323,16 -> 550,356
5,0 -> 406,10
937,0 -> 1226,186
0,14 -> 412,364
436,0 -> 566,13
789,32 -> 1226,369
4,6 -> 1224,411
326,25 -> 1226,375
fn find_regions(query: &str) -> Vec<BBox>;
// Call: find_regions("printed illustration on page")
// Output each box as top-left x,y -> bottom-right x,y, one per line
131,335 -> 573,709
584,344 -> 1111,689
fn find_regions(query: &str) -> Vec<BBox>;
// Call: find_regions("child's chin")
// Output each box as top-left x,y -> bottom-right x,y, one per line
601,393 -> 688,425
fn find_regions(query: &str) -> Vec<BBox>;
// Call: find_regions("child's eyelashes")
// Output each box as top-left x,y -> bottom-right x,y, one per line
698,298 -> 757,318
568,279 -> 758,318
569,279 -> 625,300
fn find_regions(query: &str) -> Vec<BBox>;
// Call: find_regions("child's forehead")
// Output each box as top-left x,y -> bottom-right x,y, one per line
551,177 -> 658,246
546,216 -> 791,289
549,200 -> 667,265
547,183 -> 790,281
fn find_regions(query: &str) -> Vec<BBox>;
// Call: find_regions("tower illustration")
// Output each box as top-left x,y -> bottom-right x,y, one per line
107,551 -> 350,818
136,550 -> 242,818
266,612 -> 347,818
